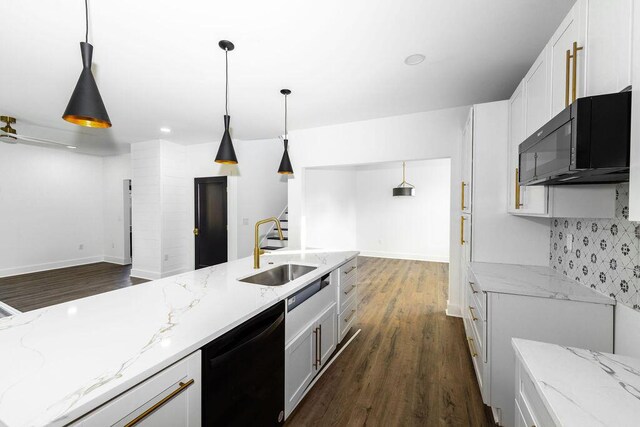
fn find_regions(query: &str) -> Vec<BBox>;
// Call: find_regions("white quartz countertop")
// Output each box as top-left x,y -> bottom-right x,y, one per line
513,338 -> 640,426
470,262 -> 614,305
0,249 -> 358,427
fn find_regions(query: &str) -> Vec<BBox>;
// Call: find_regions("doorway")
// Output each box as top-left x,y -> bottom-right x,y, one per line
194,177 -> 228,269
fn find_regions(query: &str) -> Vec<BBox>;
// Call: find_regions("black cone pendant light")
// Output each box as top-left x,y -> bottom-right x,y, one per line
215,40 -> 238,164
278,89 -> 294,175
63,0 -> 111,128
393,162 -> 415,196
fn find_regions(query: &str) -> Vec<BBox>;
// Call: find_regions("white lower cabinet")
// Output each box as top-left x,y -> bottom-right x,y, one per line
72,351 -> 201,427
285,302 -> 337,418
463,267 -> 613,427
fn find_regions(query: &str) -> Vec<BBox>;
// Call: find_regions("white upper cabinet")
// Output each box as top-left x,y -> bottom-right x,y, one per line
507,0 -> 631,219
631,0 -> 640,221
549,1 -> 587,117
461,108 -> 473,214
524,49 -> 552,136
508,77 -> 548,216
584,0 -> 633,96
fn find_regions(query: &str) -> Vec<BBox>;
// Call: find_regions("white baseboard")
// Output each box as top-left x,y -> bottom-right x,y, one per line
358,250 -> 449,263
446,302 -> 461,318
103,256 -> 129,265
0,256 -> 104,278
130,269 -> 162,281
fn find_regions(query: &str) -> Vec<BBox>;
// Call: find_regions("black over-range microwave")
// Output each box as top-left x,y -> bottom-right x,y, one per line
518,91 -> 631,186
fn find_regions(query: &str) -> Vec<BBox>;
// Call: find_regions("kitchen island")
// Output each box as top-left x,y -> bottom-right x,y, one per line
0,249 -> 358,427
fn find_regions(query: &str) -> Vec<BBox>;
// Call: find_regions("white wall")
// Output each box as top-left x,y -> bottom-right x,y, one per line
304,168 -> 358,250
286,106 -> 467,315
103,153 -> 132,264
356,159 -> 451,262
0,143 -> 105,277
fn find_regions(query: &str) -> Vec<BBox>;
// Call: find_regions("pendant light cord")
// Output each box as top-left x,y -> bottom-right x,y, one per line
225,49 -> 229,116
284,94 -> 288,138
84,0 -> 89,43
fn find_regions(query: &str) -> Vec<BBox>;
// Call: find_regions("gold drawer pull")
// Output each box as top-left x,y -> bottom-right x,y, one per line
515,168 -> 523,209
343,266 -> 357,275
469,306 -> 478,321
467,337 -> 478,358
313,328 -> 318,368
461,181 -> 467,210
125,378 -> 195,427
344,309 -> 356,323
468,281 -> 478,294
344,284 -> 357,295
460,216 -> 466,245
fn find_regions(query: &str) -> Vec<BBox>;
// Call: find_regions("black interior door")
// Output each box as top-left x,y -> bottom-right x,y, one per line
195,177 -> 228,269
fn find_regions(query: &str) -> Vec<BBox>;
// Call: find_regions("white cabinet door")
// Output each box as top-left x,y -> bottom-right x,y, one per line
317,302 -> 337,366
73,351 -> 201,427
508,69 -> 548,216
549,0 -> 587,117
461,108 -> 474,214
585,0 -> 633,96
524,48 -> 551,137
285,322 -> 316,418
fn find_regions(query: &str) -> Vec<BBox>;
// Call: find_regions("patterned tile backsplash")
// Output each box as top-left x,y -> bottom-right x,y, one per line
550,184 -> 640,310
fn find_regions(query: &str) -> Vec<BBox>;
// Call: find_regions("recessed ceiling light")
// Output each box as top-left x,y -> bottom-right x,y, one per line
404,54 -> 425,65
67,145 -> 77,149
160,127 -> 171,133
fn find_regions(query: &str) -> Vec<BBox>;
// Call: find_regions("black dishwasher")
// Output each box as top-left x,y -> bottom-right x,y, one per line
202,301 -> 285,426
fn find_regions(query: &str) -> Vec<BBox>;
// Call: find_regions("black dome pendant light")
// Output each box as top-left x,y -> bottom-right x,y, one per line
215,40 -> 238,164
393,161 -> 415,196
63,0 -> 111,128
278,89 -> 294,175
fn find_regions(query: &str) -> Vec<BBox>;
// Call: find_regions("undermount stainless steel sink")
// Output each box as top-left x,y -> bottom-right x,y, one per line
239,264 -> 317,286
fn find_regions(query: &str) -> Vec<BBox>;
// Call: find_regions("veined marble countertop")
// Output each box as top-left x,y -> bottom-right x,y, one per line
513,338 -> 640,426
470,262 -> 614,305
0,249 -> 358,427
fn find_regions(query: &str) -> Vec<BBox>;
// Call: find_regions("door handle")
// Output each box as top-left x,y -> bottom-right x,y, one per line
467,337 -> 478,358
571,41 -> 583,103
468,281 -> 478,294
193,228 -> 199,236
469,306 -> 478,321
460,216 -> 466,245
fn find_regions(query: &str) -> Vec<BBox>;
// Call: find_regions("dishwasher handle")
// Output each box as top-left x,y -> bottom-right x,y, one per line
208,311 -> 284,367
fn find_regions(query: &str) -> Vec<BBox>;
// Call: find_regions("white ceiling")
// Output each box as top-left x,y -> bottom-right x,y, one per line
0,0 -> 575,156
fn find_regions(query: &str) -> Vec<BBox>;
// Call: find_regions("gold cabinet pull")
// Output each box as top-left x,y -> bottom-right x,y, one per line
318,324 -> 322,366
467,337 -> 478,358
571,41 -> 583,103
313,328 -> 319,368
460,216 -> 466,245
565,49 -> 571,107
461,181 -> 467,210
344,309 -> 356,323
124,378 -> 195,427
515,168 -> 520,209
193,228 -> 199,236
343,266 -> 357,275
344,284 -> 357,295
468,281 -> 478,294
469,306 -> 478,321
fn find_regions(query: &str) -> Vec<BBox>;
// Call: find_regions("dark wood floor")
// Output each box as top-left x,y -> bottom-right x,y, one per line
286,256 -> 493,427
0,263 -> 147,312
